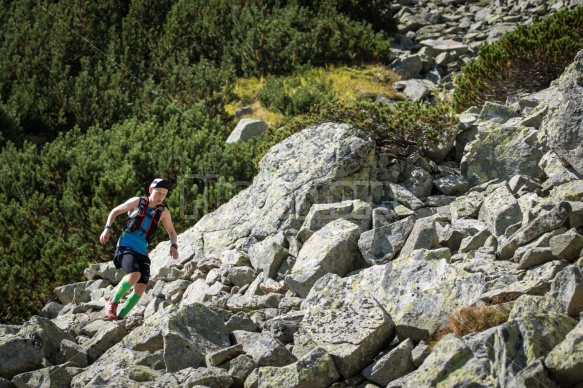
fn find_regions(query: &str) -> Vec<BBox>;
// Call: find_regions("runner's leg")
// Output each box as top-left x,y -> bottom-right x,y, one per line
113,252 -> 141,302
118,254 -> 149,318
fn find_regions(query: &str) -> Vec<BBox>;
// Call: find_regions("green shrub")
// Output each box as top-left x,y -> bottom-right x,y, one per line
453,6 -> 583,112
0,0 -> 392,142
257,99 -> 458,163
291,0 -> 397,33
258,73 -> 336,116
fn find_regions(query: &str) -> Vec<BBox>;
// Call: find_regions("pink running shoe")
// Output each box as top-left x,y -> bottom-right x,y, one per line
105,301 -> 119,320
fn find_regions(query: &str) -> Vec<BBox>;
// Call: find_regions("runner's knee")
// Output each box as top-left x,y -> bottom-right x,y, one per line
126,272 -> 141,284
134,283 -> 147,296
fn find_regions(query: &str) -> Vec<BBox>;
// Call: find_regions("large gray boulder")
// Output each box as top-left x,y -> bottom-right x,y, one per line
39,302 -> 63,320
254,347 -> 339,388
391,55 -> 423,80
296,200 -> 372,243
146,367 -> 202,387
478,184 -> 522,237
545,319 -> 583,387
514,245 -> 557,270
179,278 -> 210,306
71,346 -> 164,387
402,334 -> 487,387
362,338 -> 416,386
509,294 -> 564,320
56,339 -> 88,368
404,313 -> 577,387
53,281 -> 90,305
388,184 -> 424,210
226,118 -> 267,143
162,304 -> 231,372
403,79 -> 435,101
82,320 -> 128,363
433,175 -> 470,196
181,367 -> 233,387
549,228 -> 583,262
205,344 -> 244,367
296,246 -> 487,351
401,164 -> 433,200
539,150 -> 580,190
16,316 -> 75,364
548,265 -> 583,317
543,49 -> 583,176
293,274 -> 395,378
72,304 -> 231,385
285,219 -> 367,298
398,14 -> 430,34
465,313 -> 576,388
12,366 -> 73,388
398,217 -> 441,259
228,266 -> 257,287
423,127 -> 459,165
461,120 -> 546,186
231,331 -> 296,367
0,335 -> 43,380
476,101 -> 521,124
358,216 -> 416,265
248,233 -> 288,279
498,202 -> 571,260
509,359 -> 558,388
451,191 -> 485,221
229,355 -> 257,387
151,123 -> 376,277
549,180 -> 583,203
83,261 -> 124,284
419,39 -> 469,56
226,293 -> 282,313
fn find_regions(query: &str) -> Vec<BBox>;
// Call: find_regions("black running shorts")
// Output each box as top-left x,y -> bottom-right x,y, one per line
113,247 -> 151,284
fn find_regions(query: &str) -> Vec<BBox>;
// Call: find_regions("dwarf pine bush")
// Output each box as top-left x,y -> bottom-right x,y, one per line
453,6 -> 583,112
258,73 -> 336,116
256,99 -> 458,163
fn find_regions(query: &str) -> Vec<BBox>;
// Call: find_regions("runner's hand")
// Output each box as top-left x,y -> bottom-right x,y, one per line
100,229 -> 110,244
170,246 -> 179,259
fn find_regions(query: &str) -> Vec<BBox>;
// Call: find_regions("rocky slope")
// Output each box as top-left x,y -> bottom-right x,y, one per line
1,1 -> 583,387
388,0 -> 583,103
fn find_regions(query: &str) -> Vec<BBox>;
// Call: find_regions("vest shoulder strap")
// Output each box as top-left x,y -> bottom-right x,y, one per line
137,196 -> 148,216
153,204 -> 165,224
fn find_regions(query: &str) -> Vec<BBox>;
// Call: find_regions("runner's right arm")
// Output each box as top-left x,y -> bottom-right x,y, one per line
99,197 -> 141,244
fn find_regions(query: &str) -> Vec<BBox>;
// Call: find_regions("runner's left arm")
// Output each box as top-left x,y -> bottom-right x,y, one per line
161,208 -> 179,259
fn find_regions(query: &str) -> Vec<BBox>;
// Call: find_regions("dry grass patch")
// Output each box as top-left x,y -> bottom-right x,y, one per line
323,65 -> 402,103
431,305 -> 510,348
225,64 -> 402,127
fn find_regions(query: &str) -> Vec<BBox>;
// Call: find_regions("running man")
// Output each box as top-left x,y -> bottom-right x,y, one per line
99,178 -> 179,320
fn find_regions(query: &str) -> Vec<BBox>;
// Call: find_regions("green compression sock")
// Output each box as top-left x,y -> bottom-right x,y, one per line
118,292 -> 141,318
112,279 -> 132,303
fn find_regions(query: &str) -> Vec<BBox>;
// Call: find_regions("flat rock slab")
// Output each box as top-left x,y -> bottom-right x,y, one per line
419,39 -> 469,55
286,219 -> 366,298
294,273 -> 395,378
255,347 -> 340,388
